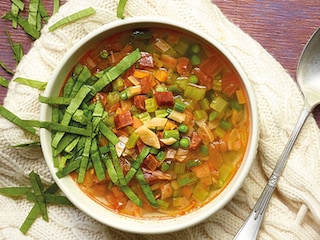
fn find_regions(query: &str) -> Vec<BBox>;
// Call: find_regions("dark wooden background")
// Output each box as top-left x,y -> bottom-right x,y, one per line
0,0 -> 319,126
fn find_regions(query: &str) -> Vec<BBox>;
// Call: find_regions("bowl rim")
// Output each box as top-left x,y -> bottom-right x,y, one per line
40,16 -> 259,234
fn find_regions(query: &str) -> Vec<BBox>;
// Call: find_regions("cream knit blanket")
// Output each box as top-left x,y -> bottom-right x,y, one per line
0,0 -> 319,239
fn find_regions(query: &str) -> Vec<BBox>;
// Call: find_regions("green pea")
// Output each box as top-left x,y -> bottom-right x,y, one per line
100,49 -> 109,59
191,44 -> 201,54
188,75 -> 198,84
179,137 -> 190,148
191,55 -> 200,66
178,124 -> 189,133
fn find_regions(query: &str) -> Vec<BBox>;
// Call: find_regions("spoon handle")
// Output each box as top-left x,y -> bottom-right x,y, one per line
233,106 -> 311,240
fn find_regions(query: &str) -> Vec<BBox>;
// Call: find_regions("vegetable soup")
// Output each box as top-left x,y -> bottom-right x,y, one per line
52,28 -> 250,218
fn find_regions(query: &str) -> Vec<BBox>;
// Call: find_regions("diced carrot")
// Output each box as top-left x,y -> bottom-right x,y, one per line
108,102 -> 121,113
181,185 -> 193,199
164,120 -> 177,130
132,115 -> 143,129
134,69 -> 151,79
161,54 -> 177,70
236,89 -> 246,104
208,142 -> 224,169
154,68 -> 168,82
120,99 -> 132,112
176,57 -> 192,76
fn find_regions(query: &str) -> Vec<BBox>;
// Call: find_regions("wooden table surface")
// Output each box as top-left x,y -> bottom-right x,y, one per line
0,0 -> 319,127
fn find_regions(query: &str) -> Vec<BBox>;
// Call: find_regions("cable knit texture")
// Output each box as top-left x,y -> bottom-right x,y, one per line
0,0 -> 319,239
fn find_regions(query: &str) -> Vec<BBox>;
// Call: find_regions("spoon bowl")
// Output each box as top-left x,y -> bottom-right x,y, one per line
234,27 -> 320,239
297,27 -> 320,109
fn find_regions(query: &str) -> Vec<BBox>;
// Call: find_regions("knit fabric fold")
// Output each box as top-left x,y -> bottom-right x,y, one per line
1,0 -> 319,239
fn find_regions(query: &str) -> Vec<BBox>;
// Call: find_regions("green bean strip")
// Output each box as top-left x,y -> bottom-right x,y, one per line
11,0 -> 25,10
14,77 -> 47,90
53,0 -> 60,14
39,95 -> 71,105
11,141 -> 40,148
102,154 -> 119,185
91,48 -> 141,95
53,134 -> 77,157
29,171 -> 48,222
136,168 -> 158,208
0,187 -> 31,197
6,31 -> 24,63
99,121 -> 119,145
77,126 -> 92,183
70,65 -> 91,98
0,76 -> 10,88
125,146 -> 151,182
108,143 -> 143,207
28,0 -> 40,28
51,84 -> 92,148
23,120 -> 91,136
116,0 -> 128,19
56,159 -> 81,178
48,7 -> 96,32
27,192 -> 72,206
2,13 -> 40,39
0,105 -> 36,134
0,61 -> 14,75
38,0 -> 49,23
90,138 -> 105,181
20,182 -> 59,234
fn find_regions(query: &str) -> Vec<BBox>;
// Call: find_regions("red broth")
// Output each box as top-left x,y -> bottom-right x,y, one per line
55,28 -> 250,218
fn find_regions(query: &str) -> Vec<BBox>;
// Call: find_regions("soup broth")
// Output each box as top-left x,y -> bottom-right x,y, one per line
54,28 -> 250,218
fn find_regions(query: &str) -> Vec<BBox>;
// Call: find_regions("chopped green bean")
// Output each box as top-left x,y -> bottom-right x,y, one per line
0,187 -> 31,197
0,105 -> 36,134
48,7 -> 96,32
117,0 -> 128,19
39,95 -> 71,105
14,77 -> 47,90
29,171 -> 48,221
136,168 -> 158,208
125,146 -> 151,182
0,76 -> 10,88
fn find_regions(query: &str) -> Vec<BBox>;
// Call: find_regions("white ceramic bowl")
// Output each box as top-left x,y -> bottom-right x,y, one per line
40,17 -> 258,234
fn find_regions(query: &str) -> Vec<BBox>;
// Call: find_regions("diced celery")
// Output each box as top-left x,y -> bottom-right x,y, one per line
163,129 -> 180,140
193,109 -> 208,121
184,83 -> 206,101
126,132 -> 140,149
174,162 -> 186,174
199,98 -> 210,111
210,96 -> 228,113
138,112 -> 151,122
209,111 -> 219,122
192,183 -> 209,202
157,199 -> 170,209
219,120 -> 233,131
112,77 -> 124,91
175,77 -> 188,90
214,126 -> 226,139
155,109 -> 168,118
145,97 -> 158,112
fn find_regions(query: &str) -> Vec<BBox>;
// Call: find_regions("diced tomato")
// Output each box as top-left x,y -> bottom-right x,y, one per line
176,57 -> 192,76
139,52 -> 154,69
154,91 -> 174,107
222,71 -> 240,97
133,95 -> 147,110
193,67 -> 212,89
114,111 -> 133,129
199,55 -> 222,76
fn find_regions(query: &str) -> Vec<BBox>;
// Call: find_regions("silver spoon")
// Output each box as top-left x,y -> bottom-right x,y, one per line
233,27 -> 320,240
